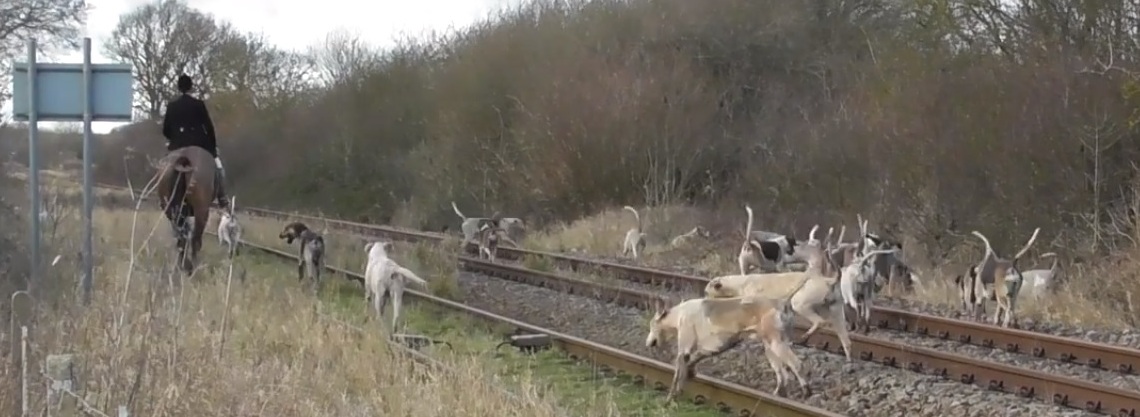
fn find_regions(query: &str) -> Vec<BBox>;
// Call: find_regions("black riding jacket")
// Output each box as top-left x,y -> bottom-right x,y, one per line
162,93 -> 218,157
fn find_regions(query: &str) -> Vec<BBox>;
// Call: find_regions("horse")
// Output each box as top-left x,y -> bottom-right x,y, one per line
156,146 -> 216,273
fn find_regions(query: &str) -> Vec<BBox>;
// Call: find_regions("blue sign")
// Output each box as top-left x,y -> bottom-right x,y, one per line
11,62 -> 133,122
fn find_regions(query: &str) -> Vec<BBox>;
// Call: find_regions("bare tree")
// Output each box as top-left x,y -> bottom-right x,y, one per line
103,0 -> 241,120
105,0 -> 316,121
0,0 -> 88,120
308,29 -> 379,87
249,48 -> 317,107
199,36 -> 316,119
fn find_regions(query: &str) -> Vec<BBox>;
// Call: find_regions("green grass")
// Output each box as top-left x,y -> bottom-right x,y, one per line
238,245 -> 720,417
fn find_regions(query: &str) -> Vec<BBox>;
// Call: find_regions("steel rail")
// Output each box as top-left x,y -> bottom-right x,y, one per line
226,204 -> 1140,380
220,205 -> 1140,415
96,183 -> 1140,415
232,237 -> 841,417
458,254 -> 1140,416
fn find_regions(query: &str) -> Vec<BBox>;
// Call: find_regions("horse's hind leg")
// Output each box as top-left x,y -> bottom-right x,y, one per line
178,225 -> 194,272
167,203 -> 189,269
164,174 -> 190,238
188,214 -> 207,271
164,202 -> 186,241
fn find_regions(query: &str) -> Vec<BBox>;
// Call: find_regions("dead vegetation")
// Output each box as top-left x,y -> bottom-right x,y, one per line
239,214 -> 465,301
527,201 -> 1140,329
6,0 -> 1140,329
0,192 -> 589,416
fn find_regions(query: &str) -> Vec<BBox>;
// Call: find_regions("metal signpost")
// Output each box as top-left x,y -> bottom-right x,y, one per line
11,38 -> 133,304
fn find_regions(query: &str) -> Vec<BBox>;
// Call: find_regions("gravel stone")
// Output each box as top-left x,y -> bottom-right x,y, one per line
873,327 -> 1140,391
584,254 -> 1140,350
457,271 -> 1099,417
873,297 -> 1140,349
562,256 -> 1140,389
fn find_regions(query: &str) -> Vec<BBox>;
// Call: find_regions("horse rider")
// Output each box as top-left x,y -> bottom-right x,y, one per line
161,74 -> 229,210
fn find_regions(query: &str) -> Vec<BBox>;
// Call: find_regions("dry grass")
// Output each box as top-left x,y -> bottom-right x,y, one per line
524,205 -> 708,253
192,203 -> 725,416
522,203 -> 1140,329
522,205 -> 735,275
237,213 -> 466,300
81,182 -> 1140,329
902,251 -> 1140,329
78,180 -> 1140,330
0,201 -> 623,416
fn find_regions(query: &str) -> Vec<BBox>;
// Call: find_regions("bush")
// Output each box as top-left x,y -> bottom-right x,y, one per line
407,238 -> 464,301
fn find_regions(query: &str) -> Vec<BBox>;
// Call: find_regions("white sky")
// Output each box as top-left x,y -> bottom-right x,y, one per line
4,0 -> 518,134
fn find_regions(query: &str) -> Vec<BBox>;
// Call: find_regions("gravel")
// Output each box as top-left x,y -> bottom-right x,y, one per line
547,256 -> 1140,389
456,271 -> 1099,417
873,327 -> 1140,391
565,259 -> 1140,389
874,297 -> 1140,349
584,254 -> 1140,350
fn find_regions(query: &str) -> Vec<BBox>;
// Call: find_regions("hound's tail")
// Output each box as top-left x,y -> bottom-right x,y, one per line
1012,227 -> 1042,261
743,205 -> 754,245
451,201 -> 466,220
394,266 -> 428,287
623,205 -> 641,231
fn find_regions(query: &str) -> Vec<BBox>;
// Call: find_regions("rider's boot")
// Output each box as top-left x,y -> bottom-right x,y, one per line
215,168 -> 229,210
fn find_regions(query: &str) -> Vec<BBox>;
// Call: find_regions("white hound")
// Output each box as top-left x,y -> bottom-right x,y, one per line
364,241 -> 428,331
621,205 -> 647,258
216,196 -> 241,258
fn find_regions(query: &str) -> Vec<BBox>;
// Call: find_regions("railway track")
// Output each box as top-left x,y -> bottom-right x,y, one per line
229,236 -> 842,417
86,183 -> 837,416
95,183 -> 1140,415
227,206 -> 1140,415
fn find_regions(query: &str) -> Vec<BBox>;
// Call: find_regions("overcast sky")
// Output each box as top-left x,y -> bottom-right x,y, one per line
4,0 -> 517,133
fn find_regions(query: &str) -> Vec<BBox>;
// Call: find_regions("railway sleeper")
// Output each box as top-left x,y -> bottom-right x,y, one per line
460,255 -> 1140,415
225,203 -> 1140,416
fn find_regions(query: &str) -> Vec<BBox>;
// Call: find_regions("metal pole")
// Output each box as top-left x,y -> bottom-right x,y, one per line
81,37 -> 94,305
26,39 -> 41,296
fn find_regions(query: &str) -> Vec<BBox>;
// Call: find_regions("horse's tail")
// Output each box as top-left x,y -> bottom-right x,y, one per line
171,156 -> 198,193
160,155 -> 196,216
172,155 -> 193,172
